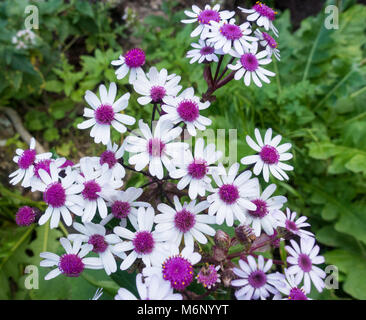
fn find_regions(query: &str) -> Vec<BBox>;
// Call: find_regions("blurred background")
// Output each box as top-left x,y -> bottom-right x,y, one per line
0,0 -> 366,300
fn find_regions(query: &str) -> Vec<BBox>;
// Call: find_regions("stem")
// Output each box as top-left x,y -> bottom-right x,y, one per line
213,55 -> 224,83
216,70 -> 235,89
216,57 -> 235,83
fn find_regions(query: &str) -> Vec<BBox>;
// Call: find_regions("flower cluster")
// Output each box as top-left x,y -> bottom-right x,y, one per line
8,3 -> 326,301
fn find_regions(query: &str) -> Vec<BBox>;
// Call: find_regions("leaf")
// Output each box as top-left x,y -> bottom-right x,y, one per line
345,154 -> 366,174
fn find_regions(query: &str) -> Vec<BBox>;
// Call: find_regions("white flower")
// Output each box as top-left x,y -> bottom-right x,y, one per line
77,82 -> 134,145
206,18 -> 257,54
77,158 -> 123,223
9,137 -> 52,188
207,163 -> 259,227
91,141 -> 126,182
254,29 -> 280,61
113,207 -> 168,270
133,67 -> 182,105
142,245 -> 201,291
274,269 -> 311,300
243,183 -> 287,237
68,222 -> 125,275
274,208 -> 314,238
231,255 -> 283,300
186,39 -> 223,64
181,4 -> 235,39
100,187 -> 151,227
124,119 -> 189,179
239,3 -> 279,37
90,288 -> 103,300
241,128 -> 293,182
40,238 -> 103,280
285,237 -> 326,293
111,48 -> 146,83
30,164 -> 84,229
169,137 -> 222,200
115,273 -> 182,300
228,42 -> 275,87
160,87 -> 212,136
154,196 -> 216,247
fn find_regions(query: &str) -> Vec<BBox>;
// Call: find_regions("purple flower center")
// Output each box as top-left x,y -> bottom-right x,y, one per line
174,209 -> 196,233
248,270 -> 267,288
253,2 -> 277,21
285,220 -> 298,232
44,182 -> 66,208
240,53 -> 259,71
197,9 -> 220,24
289,287 -> 308,300
124,48 -> 146,68
100,150 -> 117,168
197,265 -> 219,288
248,199 -> 268,218
220,23 -> 243,40
187,159 -> 208,179
82,180 -> 101,201
162,255 -> 194,290
18,149 -> 36,169
59,253 -> 84,277
34,159 -> 52,179
15,206 -> 36,226
177,99 -> 200,122
298,254 -> 312,272
262,31 -> 277,48
111,201 -> 131,219
150,86 -> 166,102
200,46 -> 215,56
133,231 -> 155,254
95,104 -> 115,125
147,138 -> 166,157
88,234 -> 108,253
259,145 -> 280,164
60,159 -> 74,169
219,184 -> 239,204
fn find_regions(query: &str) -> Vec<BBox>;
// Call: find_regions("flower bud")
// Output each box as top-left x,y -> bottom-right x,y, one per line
214,230 -> 231,249
221,268 -> 235,288
212,245 -> 227,262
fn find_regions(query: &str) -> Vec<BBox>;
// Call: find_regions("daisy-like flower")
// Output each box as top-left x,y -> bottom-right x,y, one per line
125,119 -> 189,179
169,137 -> 222,200
207,163 -> 259,227
275,269 -> 311,300
254,29 -> 280,61
91,141 -> 125,182
181,4 -> 235,39
228,42 -> 275,87
206,18 -> 257,54
133,67 -> 182,106
40,238 -> 103,280
9,137 -> 52,188
241,128 -> 293,182
113,207 -> 168,270
274,208 -> 314,238
115,273 -> 182,300
111,48 -> 146,83
231,255 -> 283,300
77,82 -> 135,145
196,264 -> 221,289
68,222 -> 125,275
143,245 -> 201,291
285,237 -> 326,293
187,39 -> 223,64
239,2 -> 279,37
30,164 -> 84,229
100,187 -> 150,227
77,158 -> 123,223
154,196 -> 216,248
244,183 -> 287,237
160,88 -> 212,137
